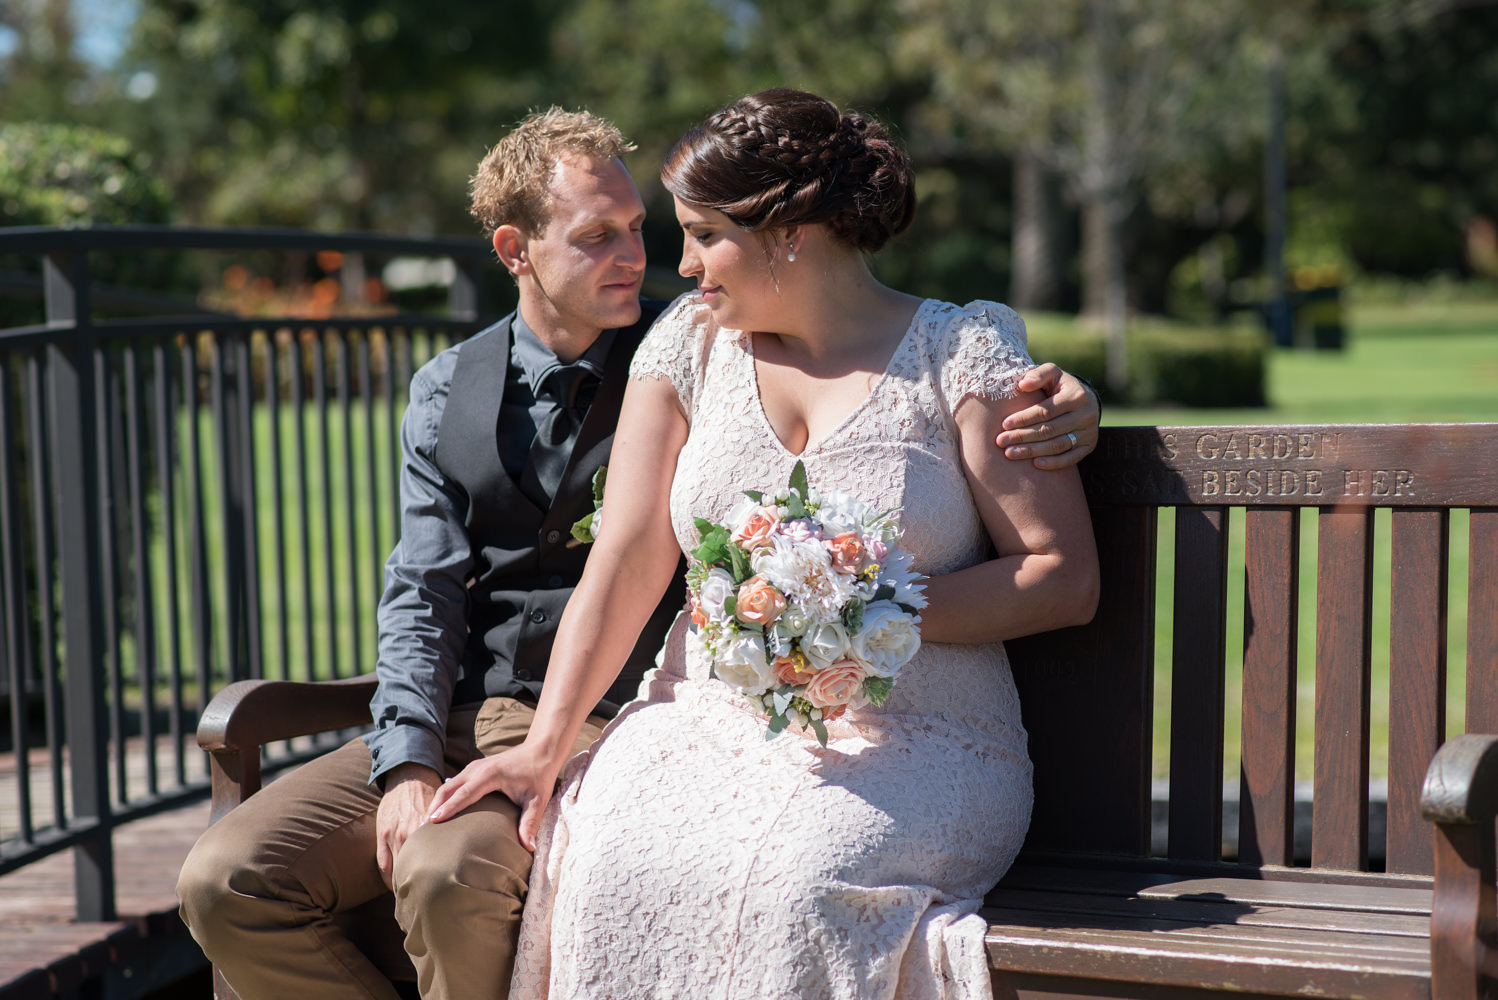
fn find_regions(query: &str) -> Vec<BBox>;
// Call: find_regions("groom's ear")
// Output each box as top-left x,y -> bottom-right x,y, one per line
494,225 -> 530,276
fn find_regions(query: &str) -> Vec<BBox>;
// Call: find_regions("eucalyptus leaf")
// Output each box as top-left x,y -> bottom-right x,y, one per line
766,713 -> 789,739
590,465 -> 607,505
810,717 -> 829,747
773,688 -> 794,716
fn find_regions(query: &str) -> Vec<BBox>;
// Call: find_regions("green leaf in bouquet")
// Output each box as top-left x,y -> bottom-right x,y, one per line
842,600 -> 865,634
692,524 -> 733,566
727,540 -> 750,580
590,465 -> 608,505
723,595 -> 737,618
863,676 -> 894,706
897,603 -> 921,616
872,584 -> 896,602
810,717 -> 829,747
789,460 -> 809,501
745,489 -> 764,503
766,713 -> 790,739
773,688 -> 794,717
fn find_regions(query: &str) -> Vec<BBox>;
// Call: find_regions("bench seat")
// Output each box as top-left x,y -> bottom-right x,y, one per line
986,864 -> 1434,999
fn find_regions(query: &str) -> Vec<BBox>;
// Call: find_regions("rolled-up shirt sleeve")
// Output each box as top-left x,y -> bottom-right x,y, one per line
363,352 -> 472,788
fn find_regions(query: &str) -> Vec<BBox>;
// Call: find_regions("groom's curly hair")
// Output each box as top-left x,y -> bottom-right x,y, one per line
469,108 -> 636,239
661,89 -> 915,253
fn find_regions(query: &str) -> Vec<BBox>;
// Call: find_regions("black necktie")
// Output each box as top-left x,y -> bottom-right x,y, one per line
524,363 -> 600,505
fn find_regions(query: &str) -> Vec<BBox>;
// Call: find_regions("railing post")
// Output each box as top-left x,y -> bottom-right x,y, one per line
43,249 -> 116,921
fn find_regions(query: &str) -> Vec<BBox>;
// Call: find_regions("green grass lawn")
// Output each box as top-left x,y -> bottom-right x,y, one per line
1066,297 -> 1497,783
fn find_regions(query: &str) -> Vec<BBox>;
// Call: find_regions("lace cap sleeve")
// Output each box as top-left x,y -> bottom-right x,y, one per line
937,300 -> 1034,412
629,292 -> 710,418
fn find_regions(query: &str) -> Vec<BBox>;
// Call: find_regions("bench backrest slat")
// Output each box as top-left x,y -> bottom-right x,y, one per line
1312,505 -> 1375,871
1010,424 -> 1498,874
1239,506 -> 1300,867
1385,508 -> 1448,875
1007,505 -> 1157,855
1167,506 -> 1230,860
1469,509 -> 1498,732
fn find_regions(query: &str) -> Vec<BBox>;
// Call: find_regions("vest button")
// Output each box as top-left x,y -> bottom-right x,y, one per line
530,610 -> 547,624
515,668 -> 532,681
545,529 -> 561,544
548,575 -> 564,588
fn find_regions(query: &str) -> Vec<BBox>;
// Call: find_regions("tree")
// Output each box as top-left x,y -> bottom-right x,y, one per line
900,0 -> 1318,388
113,0 -> 562,233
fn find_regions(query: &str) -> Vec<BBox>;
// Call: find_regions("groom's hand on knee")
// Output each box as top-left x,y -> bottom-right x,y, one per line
377,763 -> 442,889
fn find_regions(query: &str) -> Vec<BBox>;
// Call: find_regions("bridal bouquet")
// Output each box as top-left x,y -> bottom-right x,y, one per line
687,461 -> 926,746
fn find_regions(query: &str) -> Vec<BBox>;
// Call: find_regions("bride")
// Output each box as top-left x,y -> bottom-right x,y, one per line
429,88 -> 1099,999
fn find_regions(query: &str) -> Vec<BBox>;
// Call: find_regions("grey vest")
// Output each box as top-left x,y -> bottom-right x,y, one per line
434,301 -> 682,715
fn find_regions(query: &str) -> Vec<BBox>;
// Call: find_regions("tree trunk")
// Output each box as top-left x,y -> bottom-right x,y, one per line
1010,150 -> 1068,311
1081,194 -> 1130,394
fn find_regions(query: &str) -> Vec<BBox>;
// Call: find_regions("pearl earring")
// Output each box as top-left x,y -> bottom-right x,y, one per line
787,248 -> 797,263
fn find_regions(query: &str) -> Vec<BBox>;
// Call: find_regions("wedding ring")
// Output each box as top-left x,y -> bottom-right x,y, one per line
1066,432 -> 1078,450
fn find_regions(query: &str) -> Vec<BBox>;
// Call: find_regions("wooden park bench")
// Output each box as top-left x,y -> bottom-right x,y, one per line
198,422 -> 1498,1000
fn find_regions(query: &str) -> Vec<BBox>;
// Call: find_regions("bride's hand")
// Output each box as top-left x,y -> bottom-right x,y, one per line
427,743 -> 559,852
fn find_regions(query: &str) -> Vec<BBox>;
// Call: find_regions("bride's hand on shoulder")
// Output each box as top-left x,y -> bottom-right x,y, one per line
427,742 -> 558,852
995,363 -> 1100,469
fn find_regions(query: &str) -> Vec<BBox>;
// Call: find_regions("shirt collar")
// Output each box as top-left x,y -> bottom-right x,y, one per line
511,312 -> 617,392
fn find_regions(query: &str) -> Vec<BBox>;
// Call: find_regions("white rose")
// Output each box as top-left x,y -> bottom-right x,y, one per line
801,619 -> 851,672
698,568 -> 737,620
849,602 -> 921,678
774,603 -> 813,637
714,632 -> 774,693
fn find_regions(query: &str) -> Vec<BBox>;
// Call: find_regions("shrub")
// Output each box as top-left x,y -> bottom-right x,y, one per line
0,123 -> 172,228
1028,322 -> 1268,408
0,123 -> 179,328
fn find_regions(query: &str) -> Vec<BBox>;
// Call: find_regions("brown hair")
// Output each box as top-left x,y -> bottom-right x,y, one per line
468,107 -> 636,239
660,89 -> 915,253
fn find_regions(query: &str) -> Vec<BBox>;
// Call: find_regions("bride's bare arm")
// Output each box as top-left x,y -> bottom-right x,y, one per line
918,386 -> 1099,644
427,375 -> 688,848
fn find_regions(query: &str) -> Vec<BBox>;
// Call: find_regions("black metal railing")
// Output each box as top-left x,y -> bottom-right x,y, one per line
0,225 -> 496,921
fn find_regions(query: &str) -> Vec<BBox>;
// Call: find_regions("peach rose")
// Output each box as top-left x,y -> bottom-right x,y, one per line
732,506 -> 780,550
773,654 -> 818,686
804,658 -> 868,711
826,531 -> 865,575
689,596 -> 709,630
735,575 -> 788,626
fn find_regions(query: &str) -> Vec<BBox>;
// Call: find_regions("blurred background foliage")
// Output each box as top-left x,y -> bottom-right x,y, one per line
0,0 -> 1494,403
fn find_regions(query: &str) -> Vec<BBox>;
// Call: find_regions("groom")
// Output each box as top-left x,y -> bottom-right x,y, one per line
177,108 -> 1102,1000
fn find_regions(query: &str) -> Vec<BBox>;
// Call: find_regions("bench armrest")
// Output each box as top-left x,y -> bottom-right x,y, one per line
197,674 -> 378,823
1421,733 -> 1498,1000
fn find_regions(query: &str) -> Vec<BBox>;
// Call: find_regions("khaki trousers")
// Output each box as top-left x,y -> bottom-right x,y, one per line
177,697 -> 606,1000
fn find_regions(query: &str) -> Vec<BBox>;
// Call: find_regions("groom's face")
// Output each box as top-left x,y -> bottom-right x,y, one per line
518,155 -> 648,342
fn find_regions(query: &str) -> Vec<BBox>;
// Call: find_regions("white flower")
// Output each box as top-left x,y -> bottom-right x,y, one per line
752,537 -> 856,621
714,632 -> 774,693
774,603 -> 813,637
880,549 -> 928,609
849,602 -> 921,677
801,619 -> 851,671
698,568 -> 737,620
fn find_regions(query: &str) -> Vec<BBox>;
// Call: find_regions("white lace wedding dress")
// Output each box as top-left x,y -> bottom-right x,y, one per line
510,293 -> 1037,1000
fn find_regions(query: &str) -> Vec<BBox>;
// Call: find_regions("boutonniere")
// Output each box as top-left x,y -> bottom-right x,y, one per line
567,466 -> 607,546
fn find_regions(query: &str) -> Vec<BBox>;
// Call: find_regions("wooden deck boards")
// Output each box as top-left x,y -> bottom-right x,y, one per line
0,738 -> 211,998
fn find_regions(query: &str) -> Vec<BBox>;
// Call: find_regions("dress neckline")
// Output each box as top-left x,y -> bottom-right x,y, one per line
743,299 -> 932,459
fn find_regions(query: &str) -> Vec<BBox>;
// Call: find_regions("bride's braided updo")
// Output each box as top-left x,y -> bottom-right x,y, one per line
661,89 -> 915,253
